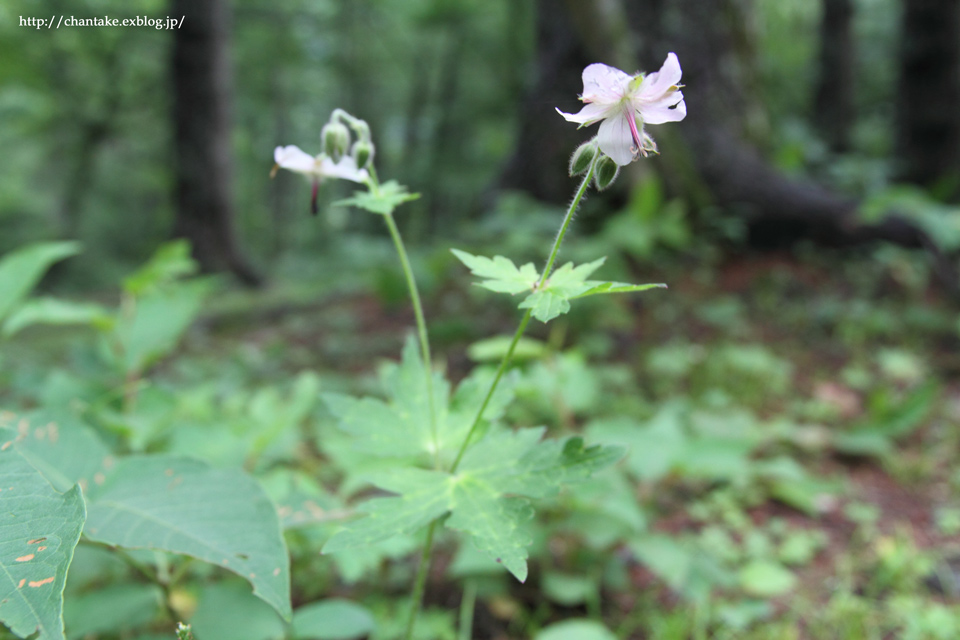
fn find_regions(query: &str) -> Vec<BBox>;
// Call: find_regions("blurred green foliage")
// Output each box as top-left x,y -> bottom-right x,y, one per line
0,0 -> 530,287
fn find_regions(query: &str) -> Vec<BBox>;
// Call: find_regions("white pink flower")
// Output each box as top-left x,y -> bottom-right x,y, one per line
557,53 -> 686,166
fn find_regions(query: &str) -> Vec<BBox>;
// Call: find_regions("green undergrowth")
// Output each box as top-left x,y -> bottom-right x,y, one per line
0,227 -> 958,640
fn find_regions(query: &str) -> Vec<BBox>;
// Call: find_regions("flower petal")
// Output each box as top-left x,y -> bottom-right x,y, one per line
274,145 -> 317,174
319,155 -> 369,183
555,102 -> 613,126
581,63 -> 631,103
597,113 -> 636,166
638,94 -> 687,124
638,53 -> 683,102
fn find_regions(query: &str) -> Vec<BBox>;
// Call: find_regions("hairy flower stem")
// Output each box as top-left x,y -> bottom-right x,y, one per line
383,211 -> 439,468
449,154 -> 599,473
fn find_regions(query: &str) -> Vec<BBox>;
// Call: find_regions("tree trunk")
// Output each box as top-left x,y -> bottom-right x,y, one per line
896,0 -> 960,197
171,0 -> 262,286
814,0 -> 856,152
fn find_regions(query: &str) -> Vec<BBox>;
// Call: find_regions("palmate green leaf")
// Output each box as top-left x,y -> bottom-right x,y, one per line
323,338 -> 511,465
450,249 -> 539,295
323,340 -> 447,461
336,180 -> 419,215
0,242 -> 81,322
323,428 -> 622,582
453,251 -> 665,322
459,428 -> 625,499
518,291 -> 570,323
445,490 -> 532,581
323,394 -> 423,458
449,430 -> 623,581
0,428 -> 86,640
82,455 -> 292,621
322,468 -> 451,554
539,258 -> 607,298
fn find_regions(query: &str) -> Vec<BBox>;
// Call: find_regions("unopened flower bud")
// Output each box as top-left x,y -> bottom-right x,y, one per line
593,155 -> 620,191
321,122 -> 351,162
351,140 -> 374,169
568,139 -> 599,176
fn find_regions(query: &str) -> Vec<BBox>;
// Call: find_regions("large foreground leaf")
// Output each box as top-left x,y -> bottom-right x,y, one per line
324,428 -> 622,582
0,428 -> 86,640
82,455 -> 291,620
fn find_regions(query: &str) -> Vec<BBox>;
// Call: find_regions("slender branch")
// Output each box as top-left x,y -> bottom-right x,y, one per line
383,211 -> 439,467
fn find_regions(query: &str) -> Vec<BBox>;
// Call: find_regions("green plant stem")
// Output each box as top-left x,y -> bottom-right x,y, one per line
449,310 -> 532,472
401,156 -> 597,640
362,166 -> 440,640
404,519 -> 438,640
383,211 -> 439,467
458,579 -> 477,640
449,155 -> 598,473
538,157 -> 598,287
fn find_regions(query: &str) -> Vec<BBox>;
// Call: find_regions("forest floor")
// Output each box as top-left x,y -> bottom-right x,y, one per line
9,239 -> 958,639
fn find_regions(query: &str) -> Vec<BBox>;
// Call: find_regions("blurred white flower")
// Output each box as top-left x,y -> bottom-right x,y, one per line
272,145 -> 369,214
272,145 -> 368,182
557,53 -> 686,166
